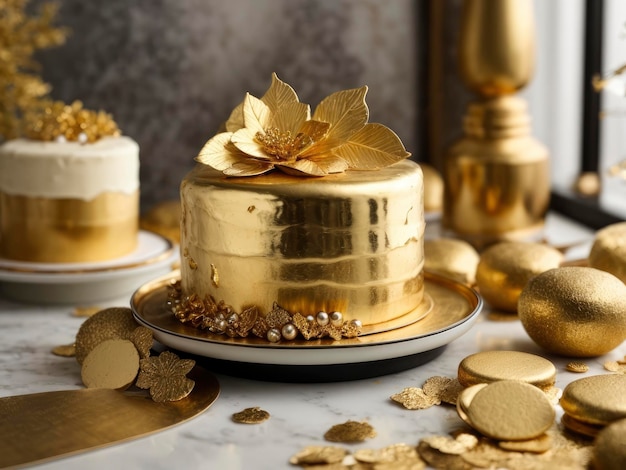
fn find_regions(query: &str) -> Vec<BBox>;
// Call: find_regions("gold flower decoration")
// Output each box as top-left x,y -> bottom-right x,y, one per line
196,73 -> 411,177
135,350 -> 196,402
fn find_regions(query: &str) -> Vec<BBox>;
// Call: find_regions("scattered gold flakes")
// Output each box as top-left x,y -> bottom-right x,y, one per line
566,362 -> 589,373
51,343 -> 75,357
74,307 -> 139,365
353,443 -> 421,464
289,446 -> 348,465
421,434 -> 478,455
422,376 -> 464,405
81,339 -> 139,390
460,440 -> 517,468
324,420 -> 376,443
416,441 -> 470,469
603,360 -> 626,373
391,387 -> 440,410
135,350 -> 195,402
498,433 -> 552,453
232,407 -> 270,424
72,306 -> 102,318
210,263 -> 219,287
543,386 -> 563,405
129,326 -> 153,359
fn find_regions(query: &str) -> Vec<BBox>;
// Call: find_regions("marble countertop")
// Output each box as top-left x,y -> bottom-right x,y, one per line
1,213 -> 623,470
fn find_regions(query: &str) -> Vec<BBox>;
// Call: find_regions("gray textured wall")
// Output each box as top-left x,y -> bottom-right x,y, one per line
34,0 -> 423,211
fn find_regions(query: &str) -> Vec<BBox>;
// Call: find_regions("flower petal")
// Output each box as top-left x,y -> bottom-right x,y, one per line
307,154 -> 349,174
224,160 -> 274,177
225,100 -> 245,132
261,73 -> 300,114
196,132 -> 248,170
243,93 -> 271,134
332,123 -> 411,170
149,376 -> 195,403
270,102 -> 310,135
305,86 -> 369,156
278,159 -> 328,177
231,128 -> 270,159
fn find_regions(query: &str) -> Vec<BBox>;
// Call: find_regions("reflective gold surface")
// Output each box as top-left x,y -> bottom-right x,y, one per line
0,190 -> 139,262
561,375 -> 626,426
444,0 -> 549,248
475,241 -> 563,312
424,238 -> 479,285
0,366 -> 219,468
518,267 -> 626,357
460,0 -> 535,96
180,161 -> 424,326
132,271 -> 480,348
457,350 -> 556,390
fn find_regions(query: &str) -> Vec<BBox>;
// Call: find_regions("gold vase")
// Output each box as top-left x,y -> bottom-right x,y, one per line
443,0 -> 550,249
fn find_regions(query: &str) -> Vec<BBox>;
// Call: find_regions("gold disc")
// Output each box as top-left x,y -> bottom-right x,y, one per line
561,374 -> 626,426
81,339 -> 139,390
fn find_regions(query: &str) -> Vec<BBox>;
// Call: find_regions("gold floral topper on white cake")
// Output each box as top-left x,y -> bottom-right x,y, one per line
196,73 -> 411,177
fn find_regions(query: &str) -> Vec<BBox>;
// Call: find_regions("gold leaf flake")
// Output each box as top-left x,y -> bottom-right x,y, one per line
391,387 -> 440,410
265,303 -> 292,328
422,376 -> 464,405
421,434 -> 478,455
210,263 -> 219,287
231,407 -> 270,424
135,350 -> 195,402
129,326 -> 153,359
353,443 -> 421,464
292,312 -> 322,340
416,441 -> 472,470
324,420 -> 376,443
566,362 -> 589,373
289,446 -> 349,465
604,360 -> 626,373
51,343 -> 75,357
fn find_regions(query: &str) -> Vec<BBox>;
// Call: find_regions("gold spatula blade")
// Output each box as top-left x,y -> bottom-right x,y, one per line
0,366 -> 219,469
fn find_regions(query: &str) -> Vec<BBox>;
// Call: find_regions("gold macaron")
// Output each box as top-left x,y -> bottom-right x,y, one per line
560,374 -> 626,427
475,241 -> 563,312
424,238 -> 480,285
458,350 -> 556,390
518,267 -> 626,357
588,222 -> 626,284
461,380 -> 555,441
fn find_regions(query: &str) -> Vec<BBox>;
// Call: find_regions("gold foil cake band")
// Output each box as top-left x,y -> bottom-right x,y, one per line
0,190 -> 139,262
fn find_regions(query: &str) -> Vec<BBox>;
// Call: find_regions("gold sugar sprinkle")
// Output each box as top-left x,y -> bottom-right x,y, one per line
391,387 -> 440,410
289,446 -> 348,465
421,433 -> 478,455
324,420 -> 376,443
231,407 -> 270,424
72,306 -> 102,318
422,376 -> 464,405
566,362 -> 589,373
135,350 -> 195,402
51,343 -> 75,357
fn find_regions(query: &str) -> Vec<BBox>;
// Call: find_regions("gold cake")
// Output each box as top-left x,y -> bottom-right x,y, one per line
0,102 -> 139,263
174,75 -> 424,341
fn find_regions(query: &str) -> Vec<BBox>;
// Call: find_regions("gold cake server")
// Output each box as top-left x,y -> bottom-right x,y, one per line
0,366 -> 219,469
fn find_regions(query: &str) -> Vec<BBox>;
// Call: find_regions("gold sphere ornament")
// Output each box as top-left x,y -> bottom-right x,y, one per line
588,222 -> 626,283
475,242 -> 563,312
424,238 -> 480,285
518,267 -> 626,357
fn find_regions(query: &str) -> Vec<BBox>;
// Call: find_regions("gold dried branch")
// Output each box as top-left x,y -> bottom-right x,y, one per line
196,73 -> 411,177
0,0 -> 69,140
24,100 -> 121,142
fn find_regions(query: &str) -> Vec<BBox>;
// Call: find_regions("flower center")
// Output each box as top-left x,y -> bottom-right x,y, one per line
255,127 -> 313,161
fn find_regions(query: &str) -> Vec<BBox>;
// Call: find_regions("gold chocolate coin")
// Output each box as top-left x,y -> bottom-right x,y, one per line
593,418 -> 626,470
456,383 -> 487,426
518,267 -> 626,356
81,339 -> 139,390
588,221 -> 626,283
560,374 -> 626,426
424,238 -> 480,285
457,350 -> 556,389
465,380 -> 555,441
475,241 -> 563,312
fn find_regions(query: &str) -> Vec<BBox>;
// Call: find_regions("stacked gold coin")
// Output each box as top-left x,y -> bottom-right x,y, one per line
560,374 -> 626,438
